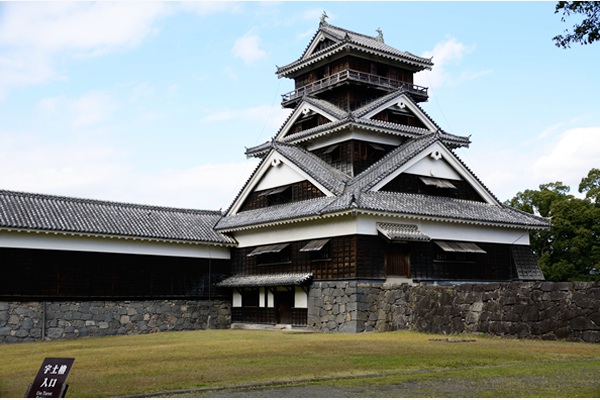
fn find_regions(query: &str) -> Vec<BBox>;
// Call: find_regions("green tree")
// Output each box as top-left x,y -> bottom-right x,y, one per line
553,1 -> 600,48
506,169 -> 600,281
578,167 -> 600,203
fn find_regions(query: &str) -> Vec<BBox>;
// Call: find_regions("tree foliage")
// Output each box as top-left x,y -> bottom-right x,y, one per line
506,169 -> 600,281
553,1 -> 600,48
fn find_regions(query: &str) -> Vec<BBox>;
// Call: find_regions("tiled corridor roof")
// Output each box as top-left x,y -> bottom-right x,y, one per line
0,189 -> 235,245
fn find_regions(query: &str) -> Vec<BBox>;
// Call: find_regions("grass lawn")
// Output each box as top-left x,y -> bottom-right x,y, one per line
1,329 -> 599,398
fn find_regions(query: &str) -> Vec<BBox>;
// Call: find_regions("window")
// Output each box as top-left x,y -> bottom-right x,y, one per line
258,185 -> 292,206
419,177 -> 457,189
241,288 -> 259,307
247,243 -> 291,266
300,239 -> 331,262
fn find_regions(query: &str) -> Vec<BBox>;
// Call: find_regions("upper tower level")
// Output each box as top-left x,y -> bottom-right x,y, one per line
276,15 -> 433,110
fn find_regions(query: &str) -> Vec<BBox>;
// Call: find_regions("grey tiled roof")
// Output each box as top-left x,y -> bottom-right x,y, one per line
356,192 -> 550,228
216,188 -> 550,232
353,89 -> 411,117
0,189 -> 236,245
217,273 -> 313,288
303,96 -> 348,119
245,93 -> 469,159
216,196 -> 342,231
348,134 -> 438,192
273,143 -> 350,195
278,23 -> 432,77
246,119 -> 464,159
377,222 -> 431,242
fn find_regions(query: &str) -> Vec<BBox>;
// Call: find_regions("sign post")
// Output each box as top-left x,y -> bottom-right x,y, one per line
25,358 -> 75,398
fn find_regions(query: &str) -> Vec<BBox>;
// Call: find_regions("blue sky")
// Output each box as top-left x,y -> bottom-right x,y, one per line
0,1 -> 598,210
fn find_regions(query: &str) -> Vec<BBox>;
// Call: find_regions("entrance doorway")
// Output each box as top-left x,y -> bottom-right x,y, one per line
274,290 -> 293,324
385,244 -> 411,277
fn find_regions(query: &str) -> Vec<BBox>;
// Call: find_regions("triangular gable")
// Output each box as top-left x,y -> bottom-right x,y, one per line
227,149 -> 335,216
275,98 -> 343,141
358,92 -> 438,133
301,30 -> 342,61
368,140 -> 499,205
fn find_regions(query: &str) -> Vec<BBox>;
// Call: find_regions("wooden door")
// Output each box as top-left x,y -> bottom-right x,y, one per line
385,244 -> 411,277
274,290 -> 293,324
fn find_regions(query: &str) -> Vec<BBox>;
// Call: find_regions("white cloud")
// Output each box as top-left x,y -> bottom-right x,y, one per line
0,138 -> 257,210
0,3 -> 169,98
131,161 -> 260,210
231,32 -> 267,65
532,126 -> 600,189
201,104 -> 292,131
415,37 -> 489,89
36,91 -> 116,128
456,125 -> 600,202
0,3 -> 168,55
71,91 -> 116,128
0,132 -> 125,195
0,125 -> 259,209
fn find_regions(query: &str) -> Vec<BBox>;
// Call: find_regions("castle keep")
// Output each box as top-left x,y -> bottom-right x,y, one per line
0,20 -> 553,340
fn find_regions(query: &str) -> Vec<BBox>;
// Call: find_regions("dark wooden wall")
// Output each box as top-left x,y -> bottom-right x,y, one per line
232,234 -> 386,281
234,235 -> 519,283
411,242 -> 515,281
239,180 -> 325,212
0,247 -> 230,299
381,173 -> 486,202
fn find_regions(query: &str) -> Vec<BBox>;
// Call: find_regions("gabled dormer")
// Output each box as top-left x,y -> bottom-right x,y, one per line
355,91 -> 437,132
350,134 -> 499,205
277,97 -> 345,140
229,144 -> 349,215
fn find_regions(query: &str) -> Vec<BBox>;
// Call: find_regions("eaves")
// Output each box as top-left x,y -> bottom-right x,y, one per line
0,226 -> 238,247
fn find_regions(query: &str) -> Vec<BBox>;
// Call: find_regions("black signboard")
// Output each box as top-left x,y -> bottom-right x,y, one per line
25,358 -> 75,398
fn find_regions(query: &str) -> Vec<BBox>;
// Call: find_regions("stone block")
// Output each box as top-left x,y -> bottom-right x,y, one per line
581,330 -> 600,343
571,292 -> 596,309
46,327 -> 64,340
570,316 -> 598,331
21,317 -> 35,330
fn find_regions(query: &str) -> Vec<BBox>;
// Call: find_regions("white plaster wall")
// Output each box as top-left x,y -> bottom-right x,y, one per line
358,215 -> 532,245
232,214 -> 532,248
404,157 -> 462,180
259,288 -> 266,307
232,291 -> 242,307
295,287 -> 307,308
306,129 -> 403,151
232,215 -> 359,247
255,163 -> 305,191
0,230 -> 231,259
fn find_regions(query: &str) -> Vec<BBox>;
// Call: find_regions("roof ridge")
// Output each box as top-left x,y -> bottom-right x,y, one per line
273,142 -> 350,195
353,89 -> 407,117
0,189 -> 221,215
321,22 -> 379,42
348,133 -> 438,192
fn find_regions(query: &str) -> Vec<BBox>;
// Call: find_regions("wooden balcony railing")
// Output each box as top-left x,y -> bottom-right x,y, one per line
281,69 -> 428,103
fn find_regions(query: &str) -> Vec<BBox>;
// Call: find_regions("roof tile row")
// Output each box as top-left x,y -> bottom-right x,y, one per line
0,190 -> 235,245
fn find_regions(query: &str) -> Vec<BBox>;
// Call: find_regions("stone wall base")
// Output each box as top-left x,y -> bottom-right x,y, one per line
3,282 -> 599,343
308,281 -> 600,343
0,299 -> 230,344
